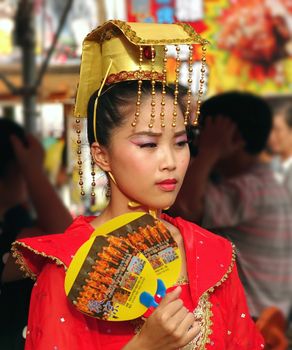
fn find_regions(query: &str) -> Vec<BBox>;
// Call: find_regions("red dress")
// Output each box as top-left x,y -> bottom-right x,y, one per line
12,215 -> 265,349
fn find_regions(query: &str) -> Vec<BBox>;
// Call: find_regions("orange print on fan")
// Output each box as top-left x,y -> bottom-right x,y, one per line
156,221 -> 171,241
146,225 -> 163,243
103,245 -> 124,260
138,226 -> 155,245
93,261 -> 117,275
80,285 -> 102,299
75,299 -> 94,315
107,236 -> 130,252
127,231 -> 148,250
97,251 -> 120,265
88,271 -> 113,286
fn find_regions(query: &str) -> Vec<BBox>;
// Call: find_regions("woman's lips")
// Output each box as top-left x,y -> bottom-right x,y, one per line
156,179 -> 177,191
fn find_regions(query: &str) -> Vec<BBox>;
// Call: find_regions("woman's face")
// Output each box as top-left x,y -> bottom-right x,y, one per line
269,114 -> 292,155
100,93 -> 190,210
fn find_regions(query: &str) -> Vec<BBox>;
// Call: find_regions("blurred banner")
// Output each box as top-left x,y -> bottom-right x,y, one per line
0,1 -> 14,63
127,0 -> 206,31
204,0 -> 292,96
0,0 -> 98,65
34,0 -> 98,63
127,0 -> 292,96
2,0 -> 291,96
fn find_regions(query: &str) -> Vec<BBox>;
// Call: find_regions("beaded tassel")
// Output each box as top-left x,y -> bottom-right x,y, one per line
132,46 -> 143,127
172,45 -> 181,127
185,44 -> 193,125
160,46 -> 168,128
149,45 -> 156,128
90,156 -> 96,205
76,118 -> 85,196
194,45 -> 207,126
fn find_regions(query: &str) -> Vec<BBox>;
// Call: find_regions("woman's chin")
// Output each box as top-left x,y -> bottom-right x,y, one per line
126,193 -> 176,213
147,199 -> 175,211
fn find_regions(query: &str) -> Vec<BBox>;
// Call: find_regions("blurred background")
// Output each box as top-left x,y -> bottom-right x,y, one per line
0,0 -> 291,216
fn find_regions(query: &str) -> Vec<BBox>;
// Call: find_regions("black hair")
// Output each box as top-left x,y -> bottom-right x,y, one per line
200,91 -> 272,155
87,80 -> 185,146
0,118 -> 27,178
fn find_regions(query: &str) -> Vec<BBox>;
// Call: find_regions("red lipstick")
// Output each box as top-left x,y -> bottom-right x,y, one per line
156,179 -> 177,191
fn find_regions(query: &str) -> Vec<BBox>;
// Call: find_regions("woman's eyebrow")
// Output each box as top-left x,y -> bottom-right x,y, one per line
131,131 -> 162,137
130,130 -> 187,137
174,130 -> 187,137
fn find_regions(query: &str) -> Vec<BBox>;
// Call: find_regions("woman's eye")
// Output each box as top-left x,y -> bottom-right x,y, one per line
139,143 -> 157,148
176,140 -> 189,147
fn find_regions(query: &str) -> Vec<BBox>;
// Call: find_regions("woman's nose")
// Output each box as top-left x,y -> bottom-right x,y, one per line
160,148 -> 176,171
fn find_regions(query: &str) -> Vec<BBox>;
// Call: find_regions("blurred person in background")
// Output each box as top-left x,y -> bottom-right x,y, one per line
268,102 -> 292,195
0,118 -> 72,349
170,91 -> 292,323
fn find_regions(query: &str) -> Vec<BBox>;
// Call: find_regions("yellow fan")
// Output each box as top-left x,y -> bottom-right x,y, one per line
65,212 -> 181,321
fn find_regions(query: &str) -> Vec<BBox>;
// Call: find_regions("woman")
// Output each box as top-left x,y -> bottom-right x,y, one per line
12,20 -> 264,349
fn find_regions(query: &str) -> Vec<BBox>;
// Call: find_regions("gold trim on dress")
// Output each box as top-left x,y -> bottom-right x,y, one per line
175,275 -> 189,286
191,243 -> 236,350
11,241 -> 67,280
180,292 -> 213,350
133,244 -> 236,350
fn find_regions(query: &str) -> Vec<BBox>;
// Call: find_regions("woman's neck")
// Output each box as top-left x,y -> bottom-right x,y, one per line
91,192 -> 162,229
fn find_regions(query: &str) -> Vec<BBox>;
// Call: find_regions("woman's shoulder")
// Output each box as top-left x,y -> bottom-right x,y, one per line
163,214 -> 233,252
11,215 -> 96,279
163,214 -> 235,296
13,215 -> 95,250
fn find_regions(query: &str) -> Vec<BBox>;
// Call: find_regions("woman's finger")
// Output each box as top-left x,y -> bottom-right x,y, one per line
157,286 -> 182,308
170,305 -> 190,327
176,320 -> 201,348
153,298 -> 185,322
175,311 -> 196,335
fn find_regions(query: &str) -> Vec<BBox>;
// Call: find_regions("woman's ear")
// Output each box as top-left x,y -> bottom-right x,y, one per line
91,142 -> 111,172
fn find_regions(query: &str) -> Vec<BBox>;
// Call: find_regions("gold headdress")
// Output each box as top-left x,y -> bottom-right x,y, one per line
73,20 -> 208,197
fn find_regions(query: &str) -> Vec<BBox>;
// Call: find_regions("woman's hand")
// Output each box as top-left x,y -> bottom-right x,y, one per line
124,286 -> 200,350
198,116 -> 245,161
10,133 -> 73,232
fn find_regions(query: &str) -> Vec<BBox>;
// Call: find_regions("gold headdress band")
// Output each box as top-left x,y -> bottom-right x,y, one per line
73,20 -> 209,197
